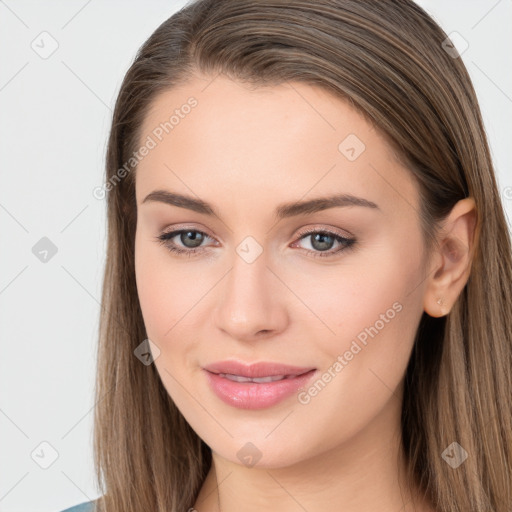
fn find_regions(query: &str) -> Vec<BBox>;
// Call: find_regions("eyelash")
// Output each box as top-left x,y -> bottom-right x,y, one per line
155,227 -> 356,259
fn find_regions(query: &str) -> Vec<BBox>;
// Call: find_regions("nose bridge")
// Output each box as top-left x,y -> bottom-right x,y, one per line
214,237 -> 287,338
225,242 -> 272,317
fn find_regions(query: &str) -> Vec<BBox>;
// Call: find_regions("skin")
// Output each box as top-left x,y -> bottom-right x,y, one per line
134,73 -> 476,512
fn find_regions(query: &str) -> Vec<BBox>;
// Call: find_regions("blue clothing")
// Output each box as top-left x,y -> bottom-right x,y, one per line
59,500 -> 96,512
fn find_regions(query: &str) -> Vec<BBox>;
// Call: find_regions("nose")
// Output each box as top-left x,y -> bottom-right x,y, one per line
213,249 -> 289,342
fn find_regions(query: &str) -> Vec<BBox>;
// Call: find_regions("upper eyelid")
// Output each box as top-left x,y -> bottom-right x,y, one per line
161,220 -> 353,235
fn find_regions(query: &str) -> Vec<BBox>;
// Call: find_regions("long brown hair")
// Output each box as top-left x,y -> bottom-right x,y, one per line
93,1 -> 512,510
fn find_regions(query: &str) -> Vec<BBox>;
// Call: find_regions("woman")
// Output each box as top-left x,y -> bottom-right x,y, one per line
61,0 -> 512,511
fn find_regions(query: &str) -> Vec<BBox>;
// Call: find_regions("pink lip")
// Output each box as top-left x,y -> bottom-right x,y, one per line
202,360 -> 316,410
203,360 -> 315,378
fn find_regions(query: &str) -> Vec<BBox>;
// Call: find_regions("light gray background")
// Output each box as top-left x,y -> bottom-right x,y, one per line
0,1 -> 510,511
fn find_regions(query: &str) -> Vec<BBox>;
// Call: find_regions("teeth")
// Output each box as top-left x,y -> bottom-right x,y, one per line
219,373 -> 287,383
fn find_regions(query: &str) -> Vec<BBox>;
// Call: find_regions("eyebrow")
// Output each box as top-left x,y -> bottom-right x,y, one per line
141,190 -> 380,219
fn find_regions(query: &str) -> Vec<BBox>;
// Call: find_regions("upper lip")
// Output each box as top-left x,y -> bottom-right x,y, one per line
203,360 -> 315,378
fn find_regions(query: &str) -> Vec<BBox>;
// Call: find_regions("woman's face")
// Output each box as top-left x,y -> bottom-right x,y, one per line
134,74 -> 429,468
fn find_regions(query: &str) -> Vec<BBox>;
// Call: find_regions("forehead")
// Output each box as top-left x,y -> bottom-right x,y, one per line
139,74 -> 371,153
134,74 -> 418,217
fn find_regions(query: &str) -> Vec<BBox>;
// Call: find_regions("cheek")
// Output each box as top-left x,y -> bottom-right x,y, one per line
135,233 -> 186,342
134,232 -> 217,377
292,226 -> 424,351
296,227 -> 425,401
134,239 -> 200,402
289,255 -> 424,456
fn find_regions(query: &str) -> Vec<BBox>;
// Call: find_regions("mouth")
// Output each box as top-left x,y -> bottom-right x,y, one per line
213,373 -> 306,383
203,360 -> 315,378
202,360 -> 317,410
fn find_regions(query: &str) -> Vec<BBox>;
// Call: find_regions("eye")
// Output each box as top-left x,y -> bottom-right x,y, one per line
155,229 -> 214,257
291,228 -> 356,259
155,227 -> 356,259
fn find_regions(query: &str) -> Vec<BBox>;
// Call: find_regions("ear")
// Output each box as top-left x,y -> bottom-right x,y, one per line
423,197 -> 478,318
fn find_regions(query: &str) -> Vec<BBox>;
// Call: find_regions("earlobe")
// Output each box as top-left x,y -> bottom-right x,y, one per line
423,197 -> 477,318
424,295 -> 450,318
436,297 -> 448,316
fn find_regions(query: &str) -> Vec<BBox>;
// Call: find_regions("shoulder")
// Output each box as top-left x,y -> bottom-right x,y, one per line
58,499 -> 98,512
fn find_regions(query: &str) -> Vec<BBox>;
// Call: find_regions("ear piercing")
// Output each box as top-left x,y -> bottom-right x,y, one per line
436,297 -> 448,316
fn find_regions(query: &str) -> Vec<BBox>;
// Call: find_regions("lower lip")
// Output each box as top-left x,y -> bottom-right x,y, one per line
203,369 -> 317,410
